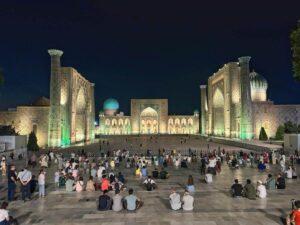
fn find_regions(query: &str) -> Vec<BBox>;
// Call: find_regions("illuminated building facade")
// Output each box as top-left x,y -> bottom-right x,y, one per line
0,49 -> 95,147
98,99 -> 199,135
201,56 -> 300,139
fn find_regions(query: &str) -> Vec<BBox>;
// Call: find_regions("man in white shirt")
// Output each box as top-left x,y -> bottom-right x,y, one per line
97,165 -> 106,182
17,167 -> 32,201
169,188 -> 181,210
112,189 -> 123,212
0,202 -> 9,224
182,190 -> 194,211
256,180 -> 267,199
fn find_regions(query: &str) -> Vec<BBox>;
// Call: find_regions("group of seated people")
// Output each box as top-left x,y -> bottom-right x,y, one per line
231,173 -> 286,199
97,188 -> 143,212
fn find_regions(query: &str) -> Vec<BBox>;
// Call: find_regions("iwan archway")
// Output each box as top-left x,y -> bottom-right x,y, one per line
140,107 -> 158,134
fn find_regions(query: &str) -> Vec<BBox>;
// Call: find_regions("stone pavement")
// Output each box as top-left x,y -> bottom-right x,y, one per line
2,161 -> 299,225
0,135 -> 298,225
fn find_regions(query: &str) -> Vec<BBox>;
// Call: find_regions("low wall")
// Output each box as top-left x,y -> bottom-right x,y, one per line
209,136 -> 282,153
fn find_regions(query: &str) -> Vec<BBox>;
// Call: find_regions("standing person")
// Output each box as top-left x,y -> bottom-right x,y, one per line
0,202 -> 10,225
169,188 -> 181,210
124,188 -> 143,211
54,170 -> 60,188
17,167 -> 32,202
38,169 -> 46,198
182,190 -> 194,211
1,157 -> 6,177
7,165 -> 17,201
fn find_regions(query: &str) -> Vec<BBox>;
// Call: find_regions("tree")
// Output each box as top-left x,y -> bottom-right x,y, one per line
0,125 -> 18,136
284,121 -> 298,134
275,125 -> 285,140
259,127 -> 268,141
27,131 -> 39,151
291,20 -> 300,81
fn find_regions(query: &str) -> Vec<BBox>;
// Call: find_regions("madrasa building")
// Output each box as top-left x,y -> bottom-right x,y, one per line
0,49 -> 95,147
200,56 -> 300,139
97,98 -> 200,135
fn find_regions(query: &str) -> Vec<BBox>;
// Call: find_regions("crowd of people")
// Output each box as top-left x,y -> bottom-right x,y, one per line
0,140 -> 299,224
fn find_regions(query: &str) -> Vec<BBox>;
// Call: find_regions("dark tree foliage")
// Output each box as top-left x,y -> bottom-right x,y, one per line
27,131 -> 39,151
259,127 -> 268,141
291,20 -> 300,81
275,125 -> 285,140
284,121 -> 298,134
0,125 -> 18,136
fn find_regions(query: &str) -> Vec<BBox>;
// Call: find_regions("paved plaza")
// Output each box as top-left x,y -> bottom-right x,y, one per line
0,135 -> 299,225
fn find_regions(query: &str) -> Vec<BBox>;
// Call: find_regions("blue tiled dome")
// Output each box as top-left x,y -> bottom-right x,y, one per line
103,98 -> 119,110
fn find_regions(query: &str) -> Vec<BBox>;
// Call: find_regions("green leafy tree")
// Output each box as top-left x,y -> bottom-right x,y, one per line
291,20 -> 300,81
275,125 -> 285,140
27,131 -> 39,151
259,127 -> 268,140
0,125 -> 18,136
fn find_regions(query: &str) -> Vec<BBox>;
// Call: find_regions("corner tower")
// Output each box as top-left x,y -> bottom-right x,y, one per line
238,56 -> 253,139
48,49 -> 63,147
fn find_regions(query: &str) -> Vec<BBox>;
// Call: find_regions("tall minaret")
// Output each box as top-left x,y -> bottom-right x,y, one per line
238,56 -> 253,139
200,85 -> 207,135
48,49 -> 63,147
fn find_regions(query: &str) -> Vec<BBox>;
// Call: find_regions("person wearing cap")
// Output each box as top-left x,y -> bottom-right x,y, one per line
256,180 -> 267,199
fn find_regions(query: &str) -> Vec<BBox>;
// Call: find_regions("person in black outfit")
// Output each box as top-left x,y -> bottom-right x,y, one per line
7,165 -> 17,201
98,190 -> 112,211
276,173 -> 286,189
231,179 -> 243,197
152,168 -> 159,179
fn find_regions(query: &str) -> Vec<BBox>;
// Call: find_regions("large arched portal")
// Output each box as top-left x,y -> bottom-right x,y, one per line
140,107 -> 158,134
212,88 -> 225,136
75,88 -> 87,142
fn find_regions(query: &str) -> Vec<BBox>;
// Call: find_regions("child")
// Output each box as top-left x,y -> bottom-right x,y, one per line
54,170 -> 60,187
38,169 -> 46,197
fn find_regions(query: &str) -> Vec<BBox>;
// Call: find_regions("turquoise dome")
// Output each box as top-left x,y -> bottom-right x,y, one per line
103,98 -> 119,110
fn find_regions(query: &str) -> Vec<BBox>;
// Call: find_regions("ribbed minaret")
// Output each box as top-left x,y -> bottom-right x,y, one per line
200,85 -> 207,135
238,56 -> 253,139
48,49 -> 63,147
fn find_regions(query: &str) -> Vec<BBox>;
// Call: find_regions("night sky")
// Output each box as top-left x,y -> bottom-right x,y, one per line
0,1 -> 300,115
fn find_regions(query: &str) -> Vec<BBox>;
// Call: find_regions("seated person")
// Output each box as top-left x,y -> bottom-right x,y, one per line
265,174 -> 276,190
276,173 -> 286,189
243,179 -> 256,200
98,190 -> 112,211
159,168 -> 169,179
169,188 -> 181,210
231,179 -> 243,197
292,167 -> 298,179
152,168 -> 159,179
287,200 -> 300,225
258,162 -> 266,172
101,175 -> 110,191
112,189 -> 123,212
0,202 -> 10,225
186,175 -> 195,193
143,176 -> 157,191
286,166 -> 293,179
111,178 -> 124,191
181,160 -> 188,168
86,176 -> 95,192
182,190 -> 194,211
65,175 -> 75,192
256,180 -> 267,199
123,188 -> 143,211
141,166 -> 148,178
205,172 -> 213,184
117,172 -> 125,183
